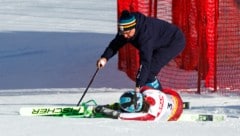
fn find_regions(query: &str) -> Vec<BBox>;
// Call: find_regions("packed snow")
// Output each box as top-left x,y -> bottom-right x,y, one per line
0,1 -> 239,136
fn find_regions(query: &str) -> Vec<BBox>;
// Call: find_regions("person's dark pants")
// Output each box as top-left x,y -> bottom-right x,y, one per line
146,30 -> 186,90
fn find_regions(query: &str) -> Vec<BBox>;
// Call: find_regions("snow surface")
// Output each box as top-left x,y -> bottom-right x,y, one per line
0,1 -> 239,136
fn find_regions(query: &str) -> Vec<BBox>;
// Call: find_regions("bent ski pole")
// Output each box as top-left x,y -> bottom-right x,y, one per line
77,68 -> 99,106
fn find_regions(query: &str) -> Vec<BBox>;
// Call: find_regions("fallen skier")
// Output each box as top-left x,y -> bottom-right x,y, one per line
94,86 -> 183,121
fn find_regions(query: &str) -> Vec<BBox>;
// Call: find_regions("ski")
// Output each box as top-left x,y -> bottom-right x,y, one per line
178,113 -> 225,122
179,102 -> 225,121
19,106 -> 96,117
19,99 -> 103,117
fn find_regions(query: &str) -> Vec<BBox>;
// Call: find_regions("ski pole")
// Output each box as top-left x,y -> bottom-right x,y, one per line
77,68 -> 99,106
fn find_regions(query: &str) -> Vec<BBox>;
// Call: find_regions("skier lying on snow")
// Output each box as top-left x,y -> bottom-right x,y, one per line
94,86 -> 183,121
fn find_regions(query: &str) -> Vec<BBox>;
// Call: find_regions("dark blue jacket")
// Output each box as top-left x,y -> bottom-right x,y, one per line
101,12 -> 185,87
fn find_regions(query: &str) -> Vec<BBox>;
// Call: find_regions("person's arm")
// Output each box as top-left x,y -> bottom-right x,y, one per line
119,112 -> 155,121
97,34 -> 127,69
97,34 -> 127,68
101,34 -> 127,60
135,45 -> 153,89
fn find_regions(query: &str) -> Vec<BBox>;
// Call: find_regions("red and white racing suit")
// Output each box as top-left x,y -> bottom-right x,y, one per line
119,87 -> 183,121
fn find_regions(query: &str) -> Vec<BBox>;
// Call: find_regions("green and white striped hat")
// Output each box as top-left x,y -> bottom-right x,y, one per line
118,10 -> 136,32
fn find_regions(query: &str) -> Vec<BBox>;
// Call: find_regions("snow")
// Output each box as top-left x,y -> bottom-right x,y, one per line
0,1 -> 239,136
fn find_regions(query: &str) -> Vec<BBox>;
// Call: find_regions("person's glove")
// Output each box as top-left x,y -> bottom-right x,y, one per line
96,57 -> 107,69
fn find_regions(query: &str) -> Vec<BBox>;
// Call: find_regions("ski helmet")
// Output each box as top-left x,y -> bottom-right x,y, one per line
119,91 -> 144,113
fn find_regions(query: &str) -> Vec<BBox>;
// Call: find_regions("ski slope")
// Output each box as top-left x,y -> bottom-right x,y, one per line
0,1 -> 239,136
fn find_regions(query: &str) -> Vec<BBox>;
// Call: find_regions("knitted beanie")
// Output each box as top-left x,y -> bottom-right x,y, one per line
118,10 -> 136,32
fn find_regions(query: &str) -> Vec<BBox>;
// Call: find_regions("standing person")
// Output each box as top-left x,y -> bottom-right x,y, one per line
97,10 -> 185,92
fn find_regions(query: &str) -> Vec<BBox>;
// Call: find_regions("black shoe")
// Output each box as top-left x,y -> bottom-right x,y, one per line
94,105 -> 120,119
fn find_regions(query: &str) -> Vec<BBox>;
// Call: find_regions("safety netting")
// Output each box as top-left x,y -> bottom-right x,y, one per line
117,0 -> 240,94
